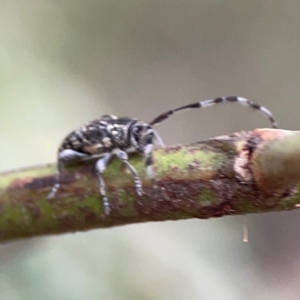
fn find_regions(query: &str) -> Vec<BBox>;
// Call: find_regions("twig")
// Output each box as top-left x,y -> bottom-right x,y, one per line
1,128 -> 300,242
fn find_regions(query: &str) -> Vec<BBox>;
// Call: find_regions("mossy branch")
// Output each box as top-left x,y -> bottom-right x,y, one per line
1,128 -> 300,242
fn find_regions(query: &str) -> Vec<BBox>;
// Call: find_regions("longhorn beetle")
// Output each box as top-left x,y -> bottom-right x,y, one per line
48,96 -> 277,214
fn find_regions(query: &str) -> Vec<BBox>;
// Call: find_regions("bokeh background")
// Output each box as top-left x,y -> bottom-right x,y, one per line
1,1 -> 300,299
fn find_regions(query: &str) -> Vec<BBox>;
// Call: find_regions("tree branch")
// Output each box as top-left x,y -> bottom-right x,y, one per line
1,128 -> 300,242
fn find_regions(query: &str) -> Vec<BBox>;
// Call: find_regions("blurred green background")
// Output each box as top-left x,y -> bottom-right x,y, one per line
1,1 -> 300,299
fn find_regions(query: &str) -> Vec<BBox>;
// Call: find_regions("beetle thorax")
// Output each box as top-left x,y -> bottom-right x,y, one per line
129,121 -> 154,152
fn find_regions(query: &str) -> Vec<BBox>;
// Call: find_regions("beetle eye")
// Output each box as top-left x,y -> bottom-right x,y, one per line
136,125 -> 143,133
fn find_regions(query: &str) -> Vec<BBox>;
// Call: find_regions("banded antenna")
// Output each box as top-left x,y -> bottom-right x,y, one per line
149,96 -> 278,129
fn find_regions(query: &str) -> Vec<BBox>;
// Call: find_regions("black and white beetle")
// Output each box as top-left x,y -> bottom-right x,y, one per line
48,96 -> 277,214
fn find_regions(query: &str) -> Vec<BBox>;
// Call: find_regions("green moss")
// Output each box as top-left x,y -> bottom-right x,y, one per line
81,195 -> 103,215
118,190 -> 137,217
37,199 -> 56,219
276,185 -> 300,210
197,188 -> 216,205
0,202 -> 32,233
194,150 -> 223,166
155,149 -> 188,174
234,198 -> 260,213
155,148 -> 224,176
104,155 -> 146,180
